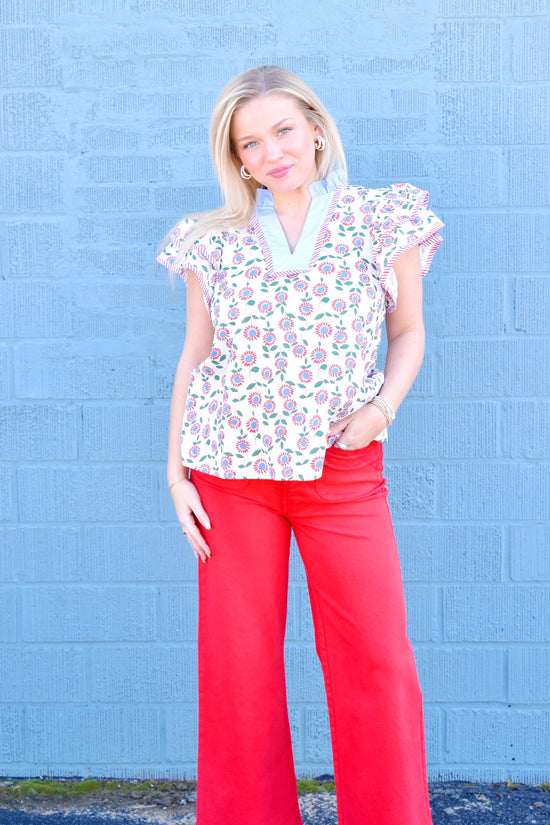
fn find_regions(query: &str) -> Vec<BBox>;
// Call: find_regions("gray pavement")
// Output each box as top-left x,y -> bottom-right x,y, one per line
0,783 -> 549,824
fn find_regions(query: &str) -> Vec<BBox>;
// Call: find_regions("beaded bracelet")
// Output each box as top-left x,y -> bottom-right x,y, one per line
369,396 -> 395,427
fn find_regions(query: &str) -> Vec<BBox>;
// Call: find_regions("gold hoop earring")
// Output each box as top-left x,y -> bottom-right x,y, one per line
314,135 -> 326,151
240,164 -> 252,180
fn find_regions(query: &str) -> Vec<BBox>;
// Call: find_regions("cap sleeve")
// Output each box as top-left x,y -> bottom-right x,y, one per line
156,217 -> 216,313
365,184 -> 444,312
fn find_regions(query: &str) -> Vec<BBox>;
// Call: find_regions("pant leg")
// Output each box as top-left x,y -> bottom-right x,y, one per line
288,442 -> 432,825
190,471 -> 302,825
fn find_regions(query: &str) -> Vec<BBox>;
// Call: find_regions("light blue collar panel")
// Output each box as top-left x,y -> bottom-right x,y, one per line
254,168 -> 346,272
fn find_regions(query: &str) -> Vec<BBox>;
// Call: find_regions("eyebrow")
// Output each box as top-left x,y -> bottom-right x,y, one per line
235,118 -> 294,143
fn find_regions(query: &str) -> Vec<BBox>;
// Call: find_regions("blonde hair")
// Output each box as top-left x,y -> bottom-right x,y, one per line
157,65 -> 347,276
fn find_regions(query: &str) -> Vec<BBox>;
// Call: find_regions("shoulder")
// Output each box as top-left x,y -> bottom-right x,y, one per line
342,182 -> 429,211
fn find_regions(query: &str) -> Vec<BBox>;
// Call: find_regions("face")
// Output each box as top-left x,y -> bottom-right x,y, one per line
231,93 -> 321,196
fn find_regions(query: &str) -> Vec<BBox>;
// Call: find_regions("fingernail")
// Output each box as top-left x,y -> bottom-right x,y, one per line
205,521 -> 211,530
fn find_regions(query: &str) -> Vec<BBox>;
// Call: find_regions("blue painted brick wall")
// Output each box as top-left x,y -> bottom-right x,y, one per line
1,0 -> 549,783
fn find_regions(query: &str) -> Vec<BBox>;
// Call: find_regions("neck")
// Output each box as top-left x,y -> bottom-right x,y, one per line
271,185 -> 312,217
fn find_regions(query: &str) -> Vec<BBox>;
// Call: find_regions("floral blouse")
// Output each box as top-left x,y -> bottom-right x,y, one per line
157,170 -> 444,480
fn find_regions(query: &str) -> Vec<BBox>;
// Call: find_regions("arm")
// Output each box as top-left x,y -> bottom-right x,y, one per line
328,245 -> 424,448
168,271 -> 215,562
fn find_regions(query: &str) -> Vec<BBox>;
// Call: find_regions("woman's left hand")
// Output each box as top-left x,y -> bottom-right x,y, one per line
328,402 -> 388,450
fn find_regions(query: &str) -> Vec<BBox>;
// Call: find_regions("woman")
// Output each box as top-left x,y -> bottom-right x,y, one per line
157,65 -> 443,825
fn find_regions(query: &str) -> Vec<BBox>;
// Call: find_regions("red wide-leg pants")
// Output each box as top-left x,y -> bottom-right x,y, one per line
191,441 -> 432,825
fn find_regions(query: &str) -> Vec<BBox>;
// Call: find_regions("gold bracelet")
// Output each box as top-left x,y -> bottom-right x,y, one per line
168,477 -> 187,492
370,395 -> 395,426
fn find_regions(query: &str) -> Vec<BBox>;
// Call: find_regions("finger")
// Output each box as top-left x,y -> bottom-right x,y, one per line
182,524 -> 212,562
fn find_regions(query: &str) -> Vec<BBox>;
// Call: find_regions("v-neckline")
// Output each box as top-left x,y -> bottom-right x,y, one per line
252,183 -> 343,280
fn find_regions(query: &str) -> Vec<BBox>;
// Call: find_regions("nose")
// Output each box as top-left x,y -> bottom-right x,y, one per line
265,138 -> 283,161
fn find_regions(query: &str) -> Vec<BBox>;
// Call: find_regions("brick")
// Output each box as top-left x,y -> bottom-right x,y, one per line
77,246 -> 153,278
0,158 -> 64,213
443,585 -> 550,642
85,156 -> 172,183
90,646 -> 197,701
509,648 -> 550,703
424,708 -> 442,765
429,151 -> 503,208
351,118 -> 427,146
438,0 -> 547,13
439,87 -> 550,145
0,648 -> 86,702
348,149 -> 429,182
0,283 -> 73,338
515,278 -> 550,335
0,467 -> 16,522
146,58 -> 243,86
385,463 -> 436,519
0,28 -> 60,87
501,402 -> 550,459
391,90 -> 430,117
22,586 -> 156,642
0,93 -> 63,151
17,466 -> 164,522
7,222 -> 64,279
74,311 -> 182,341
64,59 -> 137,88
93,25 -> 275,58
446,709 -> 550,764
343,55 -> 430,77
513,20 -> 550,80
415,647 -> 506,702
0,708 -> 23,763
0,0 -> 127,23
165,706 -> 197,761
286,585 -> 314,642
158,586 -> 198,642
404,585 -> 440,642
509,149 -> 550,206
396,525 -> 502,582
154,186 -> 221,213
0,588 -> 17,642
78,215 -> 177,245
76,186 -> 150,212
434,21 -> 501,82
289,538 -> 307,584
285,645 -> 326,703
93,283 -> 184,311
137,0 -> 271,12
440,342 -> 550,397
2,524 -> 197,582
81,405 -> 167,461
509,526 -> 550,582
441,463 -> 550,521
78,126 -> 140,152
25,706 -> 160,763
150,123 -> 209,151
0,347 -> 10,399
439,211 -> 550,272
0,404 -> 78,460
428,277 -> 505,336
386,401 -> 497,460
14,344 -> 154,400
303,707 -> 331,761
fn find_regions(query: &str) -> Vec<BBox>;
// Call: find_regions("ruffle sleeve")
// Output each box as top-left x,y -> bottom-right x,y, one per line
365,184 -> 444,312
156,216 -> 216,313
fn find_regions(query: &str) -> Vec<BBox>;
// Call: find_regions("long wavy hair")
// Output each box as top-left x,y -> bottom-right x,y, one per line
157,65 -> 347,276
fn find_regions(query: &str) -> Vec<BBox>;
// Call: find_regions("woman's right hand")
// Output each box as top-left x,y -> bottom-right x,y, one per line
170,478 -> 212,563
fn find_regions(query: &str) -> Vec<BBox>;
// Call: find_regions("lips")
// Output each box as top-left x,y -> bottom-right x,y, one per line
268,165 -> 293,179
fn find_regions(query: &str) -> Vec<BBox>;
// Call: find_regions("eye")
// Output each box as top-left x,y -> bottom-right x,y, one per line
242,140 -> 258,150
279,127 -> 292,135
